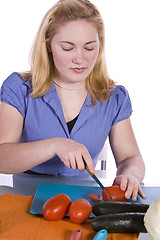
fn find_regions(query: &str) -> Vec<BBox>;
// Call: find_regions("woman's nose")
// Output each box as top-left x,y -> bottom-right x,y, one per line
72,49 -> 84,65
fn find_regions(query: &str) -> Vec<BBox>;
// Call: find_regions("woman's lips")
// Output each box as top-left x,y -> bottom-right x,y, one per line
71,67 -> 86,73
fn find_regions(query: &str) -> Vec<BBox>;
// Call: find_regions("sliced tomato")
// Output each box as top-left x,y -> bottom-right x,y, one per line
69,199 -> 92,224
102,185 -> 127,201
43,193 -> 71,221
88,193 -> 102,202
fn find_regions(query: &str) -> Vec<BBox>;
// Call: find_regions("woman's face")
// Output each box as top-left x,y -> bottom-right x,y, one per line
50,20 -> 99,85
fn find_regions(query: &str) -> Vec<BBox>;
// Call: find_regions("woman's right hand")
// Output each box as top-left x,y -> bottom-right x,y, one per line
52,138 -> 95,173
0,103 -> 94,174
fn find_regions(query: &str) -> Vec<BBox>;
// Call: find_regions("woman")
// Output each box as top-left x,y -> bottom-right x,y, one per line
0,0 -> 146,200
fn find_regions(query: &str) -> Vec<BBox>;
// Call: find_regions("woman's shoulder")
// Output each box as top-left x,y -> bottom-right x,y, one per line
95,85 -> 130,107
0,72 -> 31,117
109,85 -> 132,125
111,85 -> 129,97
2,72 -> 31,89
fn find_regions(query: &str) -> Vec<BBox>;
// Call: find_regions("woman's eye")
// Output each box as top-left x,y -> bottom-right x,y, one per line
62,47 -> 73,51
85,47 -> 94,51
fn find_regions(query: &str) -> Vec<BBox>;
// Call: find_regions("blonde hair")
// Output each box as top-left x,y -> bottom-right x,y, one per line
21,0 -> 115,104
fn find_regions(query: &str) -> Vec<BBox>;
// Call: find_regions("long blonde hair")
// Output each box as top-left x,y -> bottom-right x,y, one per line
21,0 -> 115,104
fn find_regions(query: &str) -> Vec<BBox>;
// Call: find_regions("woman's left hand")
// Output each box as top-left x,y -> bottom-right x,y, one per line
113,174 -> 146,201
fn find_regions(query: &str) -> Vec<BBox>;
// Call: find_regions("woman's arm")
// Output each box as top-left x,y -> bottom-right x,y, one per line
109,118 -> 146,201
0,102 -> 94,174
0,102 -> 59,174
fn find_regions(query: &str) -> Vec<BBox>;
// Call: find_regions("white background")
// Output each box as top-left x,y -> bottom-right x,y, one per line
0,0 -> 160,186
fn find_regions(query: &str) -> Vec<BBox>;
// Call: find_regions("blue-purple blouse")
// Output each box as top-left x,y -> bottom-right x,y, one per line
0,72 -> 132,177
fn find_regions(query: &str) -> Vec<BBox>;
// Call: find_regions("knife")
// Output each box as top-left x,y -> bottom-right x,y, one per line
85,164 -> 105,190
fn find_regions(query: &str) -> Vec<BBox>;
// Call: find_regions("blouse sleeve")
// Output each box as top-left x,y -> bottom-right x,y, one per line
0,72 -> 29,117
111,85 -> 133,126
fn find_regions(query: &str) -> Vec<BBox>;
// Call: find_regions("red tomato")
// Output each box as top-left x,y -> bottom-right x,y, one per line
70,229 -> 83,240
43,193 -> 71,221
69,199 -> 93,224
88,193 -> 102,202
102,185 -> 127,201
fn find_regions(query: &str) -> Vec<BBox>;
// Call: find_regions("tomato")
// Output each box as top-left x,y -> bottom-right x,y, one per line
102,185 -> 127,201
88,193 -> 102,202
43,193 -> 72,221
69,199 -> 93,224
70,229 -> 83,240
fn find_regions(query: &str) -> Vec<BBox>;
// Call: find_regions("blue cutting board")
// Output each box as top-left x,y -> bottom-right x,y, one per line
30,183 -> 160,217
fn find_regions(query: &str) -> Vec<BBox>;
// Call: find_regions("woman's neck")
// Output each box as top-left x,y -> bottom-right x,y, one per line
53,78 -> 86,91
54,79 -> 88,122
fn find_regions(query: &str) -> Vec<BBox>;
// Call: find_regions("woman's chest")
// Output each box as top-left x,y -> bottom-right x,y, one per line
56,89 -> 88,122
20,96 -> 113,157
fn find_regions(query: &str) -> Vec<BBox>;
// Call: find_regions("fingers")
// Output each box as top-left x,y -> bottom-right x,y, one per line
69,149 -> 94,173
125,182 -> 146,201
138,186 -> 147,199
114,175 -> 146,201
57,138 -> 94,173
74,153 -> 85,172
82,151 -> 95,173
124,180 -> 139,201
69,155 -> 77,170
62,153 -> 80,170
67,148 -> 94,172
119,177 -> 128,191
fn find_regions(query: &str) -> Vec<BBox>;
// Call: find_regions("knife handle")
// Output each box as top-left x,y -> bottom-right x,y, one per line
84,163 -> 95,177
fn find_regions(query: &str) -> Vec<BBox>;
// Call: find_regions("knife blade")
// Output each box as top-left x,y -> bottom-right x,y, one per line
85,164 -> 105,190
